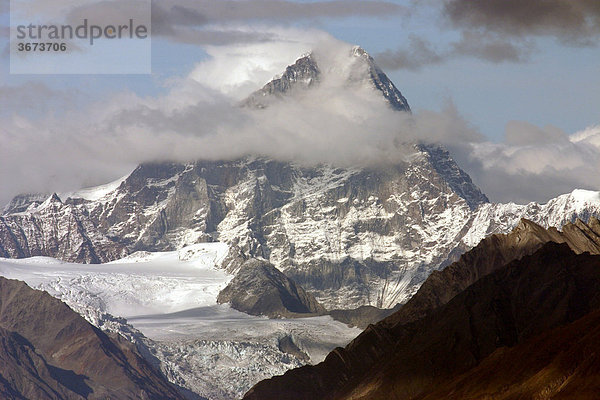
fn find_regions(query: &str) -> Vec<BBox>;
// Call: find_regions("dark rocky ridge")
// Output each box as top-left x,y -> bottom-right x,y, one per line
217,258 -> 326,318
414,307 -> 600,399
243,217 -> 600,399
0,276 -> 184,399
244,241 -> 600,399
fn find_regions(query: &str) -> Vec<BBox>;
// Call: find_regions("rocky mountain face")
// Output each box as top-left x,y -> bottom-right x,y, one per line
0,276 -> 184,399
0,150 -> 490,310
217,258 -> 326,318
0,193 -> 127,263
3,161 -> 600,312
243,230 -> 600,400
2,49 -> 600,312
243,53 -> 320,108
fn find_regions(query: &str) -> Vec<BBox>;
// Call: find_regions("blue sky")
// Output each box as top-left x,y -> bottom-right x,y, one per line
1,0 -> 600,204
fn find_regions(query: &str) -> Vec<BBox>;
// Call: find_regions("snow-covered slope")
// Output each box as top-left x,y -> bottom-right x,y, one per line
0,247 -> 360,400
0,243 -> 230,317
463,189 -> 600,247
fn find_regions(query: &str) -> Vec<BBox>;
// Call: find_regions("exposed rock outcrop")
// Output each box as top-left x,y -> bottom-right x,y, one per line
217,258 -> 326,318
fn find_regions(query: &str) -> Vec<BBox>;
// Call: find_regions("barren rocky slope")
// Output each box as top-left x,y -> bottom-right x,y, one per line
0,276 -> 184,399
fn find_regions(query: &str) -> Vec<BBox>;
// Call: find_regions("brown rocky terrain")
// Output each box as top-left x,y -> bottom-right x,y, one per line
244,217 -> 600,399
0,276 -> 184,400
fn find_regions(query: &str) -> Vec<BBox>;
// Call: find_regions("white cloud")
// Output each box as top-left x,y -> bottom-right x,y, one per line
1,32 -> 599,207
454,124 -> 600,203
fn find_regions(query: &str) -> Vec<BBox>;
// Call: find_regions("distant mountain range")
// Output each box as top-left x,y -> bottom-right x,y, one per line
244,217 -> 600,399
2,47 -> 600,313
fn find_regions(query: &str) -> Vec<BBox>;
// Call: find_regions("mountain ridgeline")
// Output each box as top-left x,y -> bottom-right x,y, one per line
244,217 -> 600,399
1,47 -> 600,312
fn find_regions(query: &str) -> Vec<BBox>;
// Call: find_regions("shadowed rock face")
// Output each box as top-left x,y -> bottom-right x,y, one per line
217,258 -> 326,318
0,277 -> 184,400
243,218 -> 600,400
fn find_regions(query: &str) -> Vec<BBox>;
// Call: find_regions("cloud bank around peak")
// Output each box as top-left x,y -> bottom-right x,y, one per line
452,123 -> 600,204
0,36 -> 485,206
0,35 -> 599,207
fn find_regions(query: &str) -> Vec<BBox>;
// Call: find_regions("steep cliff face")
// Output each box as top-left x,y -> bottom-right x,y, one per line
243,218 -> 600,400
0,276 -> 184,399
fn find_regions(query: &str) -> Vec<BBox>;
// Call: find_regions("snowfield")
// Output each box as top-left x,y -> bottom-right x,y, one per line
0,243 -> 360,400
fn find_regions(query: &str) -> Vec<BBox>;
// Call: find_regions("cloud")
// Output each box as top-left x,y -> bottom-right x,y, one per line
376,36 -> 444,71
450,124 -> 600,204
1,35 -> 598,207
443,0 -> 600,44
450,31 -> 533,63
376,32 -> 532,71
152,0 -> 406,23
10,0 -> 405,47
0,37 -> 486,206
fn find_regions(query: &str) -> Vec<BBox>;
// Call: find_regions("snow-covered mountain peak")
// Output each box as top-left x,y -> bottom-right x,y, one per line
39,193 -> 63,209
59,172 -> 130,202
350,45 -> 369,58
568,189 -> 600,206
244,44 -> 410,112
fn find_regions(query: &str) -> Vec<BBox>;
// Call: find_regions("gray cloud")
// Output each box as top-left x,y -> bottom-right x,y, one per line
376,36 -> 444,71
42,0 -> 406,46
376,32 -> 532,71
449,123 -> 600,204
152,0 -> 406,23
451,31 -> 533,63
443,0 -> 600,44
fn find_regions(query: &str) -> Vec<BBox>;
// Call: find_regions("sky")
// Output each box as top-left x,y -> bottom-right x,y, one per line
0,0 -> 599,205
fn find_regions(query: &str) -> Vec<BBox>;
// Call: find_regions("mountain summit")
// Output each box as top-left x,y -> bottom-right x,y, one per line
244,46 -> 410,112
